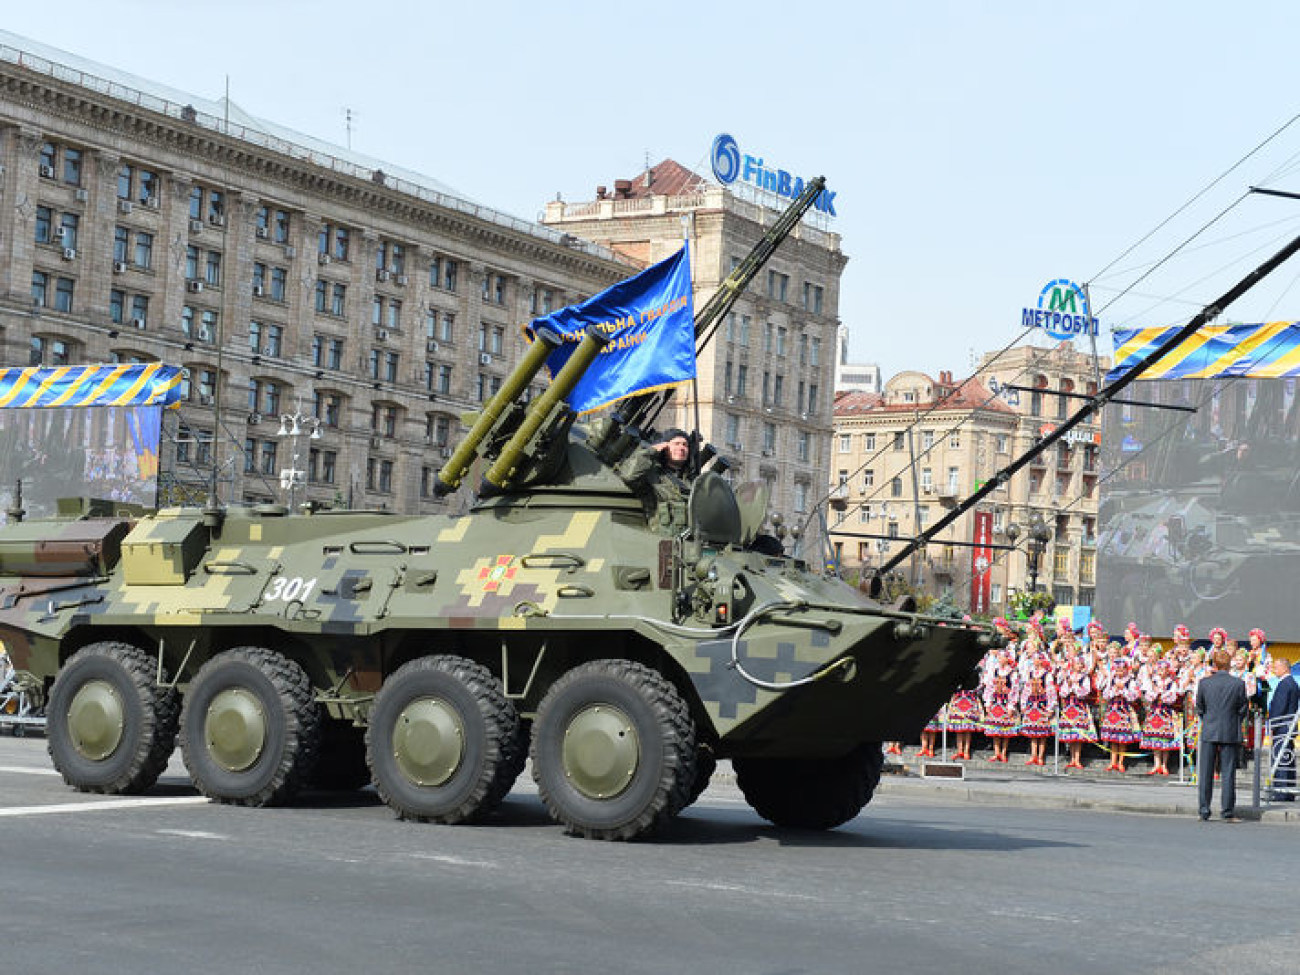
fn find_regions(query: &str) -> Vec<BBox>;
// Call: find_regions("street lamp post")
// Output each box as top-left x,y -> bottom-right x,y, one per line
276,407 -> 321,510
1007,513 -> 1052,593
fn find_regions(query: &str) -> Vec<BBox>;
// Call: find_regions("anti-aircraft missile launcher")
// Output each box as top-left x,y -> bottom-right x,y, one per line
0,182 -> 999,839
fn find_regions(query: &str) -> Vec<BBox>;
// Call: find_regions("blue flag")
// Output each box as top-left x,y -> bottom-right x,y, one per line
526,243 -> 696,414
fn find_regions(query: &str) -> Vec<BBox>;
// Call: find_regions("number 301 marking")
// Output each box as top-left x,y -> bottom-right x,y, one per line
266,576 -> 318,602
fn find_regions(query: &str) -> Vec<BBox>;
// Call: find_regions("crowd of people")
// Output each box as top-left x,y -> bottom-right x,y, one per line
900,617 -> 1297,781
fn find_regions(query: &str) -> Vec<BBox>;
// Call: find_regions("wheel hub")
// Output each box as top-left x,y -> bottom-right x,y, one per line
561,704 -> 639,800
205,687 -> 267,772
393,696 -> 464,786
67,679 -> 125,761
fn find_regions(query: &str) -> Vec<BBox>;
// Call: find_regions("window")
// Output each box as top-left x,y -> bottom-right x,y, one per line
838,434 -> 851,453
260,441 -> 278,476
270,267 -> 287,301
863,469 -> 874,490
725,413 -> 740,446
265,324 -> 283,358
793,481 -> 808,513
893,432 -> 904,451
921,468 -> 933,491
739,315 -> 750,347
996,433 -> 1010,453
948,430 -> 960,449
762,423 -> 776,452
803,282 -> 824,315
777,327 -> 787,357
764,322 -> 773,353
319,223 -> 351,261
134,232 -> 153,269
736,364 -> 748,397
205,250 -> 222,286
891,476 -> 903,498
249,320 -> 263,355
797,429 -> 809,462
991,583 -> 1003,606
35,206 -> 53,244
385,352 -> 399,383
186,246 -> 200,280
766,270 -> 789,301
437,364 -> 453,394
531,287 -> 553,315
273,209 -> 291,244
113,226 -> 130,264
110,289 -> 125,323
798,333 -> 808,366
52,276 -> 74,312
131,295 -> 149,325
947,466 -> 960,493
810,337 -> 821,367
773,374 -> 784,407
439,313 -> 454,343
31,271 -> 49,308
921,430 -> 935,451
328,339 -> 343,370
864,432 -> 876,451
331,283 -> 346,317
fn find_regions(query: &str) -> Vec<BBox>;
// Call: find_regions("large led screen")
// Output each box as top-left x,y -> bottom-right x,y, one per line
0,405 -> 160,523
1096,377 -> 1300,638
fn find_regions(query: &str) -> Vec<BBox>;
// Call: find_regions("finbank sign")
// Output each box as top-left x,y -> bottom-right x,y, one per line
1022,278 -> 1100,341
710,133 -> 837,217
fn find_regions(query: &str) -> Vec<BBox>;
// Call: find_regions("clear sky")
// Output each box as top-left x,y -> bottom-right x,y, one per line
8,1 -> 1300,380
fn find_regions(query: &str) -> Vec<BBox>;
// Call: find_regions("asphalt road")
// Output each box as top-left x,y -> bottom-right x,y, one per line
0,735 -> 1294,975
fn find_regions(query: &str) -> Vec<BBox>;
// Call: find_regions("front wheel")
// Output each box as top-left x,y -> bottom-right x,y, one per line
734,743 -> 883,830
530,659 -> 696,840
179,647 -> 321,806
47,641 -> 179,794
366,655 -> 525,824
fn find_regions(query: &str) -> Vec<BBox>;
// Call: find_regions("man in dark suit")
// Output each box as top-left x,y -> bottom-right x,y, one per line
1266,655 -> 1299,801
1196,647 -> 1249,821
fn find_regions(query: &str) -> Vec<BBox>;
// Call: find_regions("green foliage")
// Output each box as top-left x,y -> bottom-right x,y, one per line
1008,588 -> 1055,619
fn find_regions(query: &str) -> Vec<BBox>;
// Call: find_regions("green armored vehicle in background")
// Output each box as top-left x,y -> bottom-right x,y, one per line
0,181 -> 998,839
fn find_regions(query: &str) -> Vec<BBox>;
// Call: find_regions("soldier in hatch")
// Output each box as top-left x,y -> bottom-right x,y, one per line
617,427 -> 694,534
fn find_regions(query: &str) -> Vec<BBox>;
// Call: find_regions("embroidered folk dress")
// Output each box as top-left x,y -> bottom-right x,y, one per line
981,664 -> 1020,739
1017,670 -> 1057,738
1140,672 -> 1184,752
1099,670 -> 1143,746
1056,671 -> 1098,743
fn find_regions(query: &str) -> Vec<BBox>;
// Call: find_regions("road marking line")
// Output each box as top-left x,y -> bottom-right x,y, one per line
0,796 -> 209,818
0,765 -> 61,776
156,828 -> 228,840
410,853 -> 498,868
665,880 -> 818,901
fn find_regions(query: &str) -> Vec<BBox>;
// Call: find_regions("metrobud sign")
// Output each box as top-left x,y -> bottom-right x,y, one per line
1021,278 -> 1100,341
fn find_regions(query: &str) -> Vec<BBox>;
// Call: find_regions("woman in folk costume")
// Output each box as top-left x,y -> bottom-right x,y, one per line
1085,620 -> 1108,671
1140,657 -> 1185,775
1056,653 -> 1098,769
1098,656 -> 1143,772
1170,623 -> 1194,670
918,701 -> 946,759
942,625 -> 1009,760
981,645 -> 1021,763
1049,615 -> 1078,669
1017,650 -> 1057,766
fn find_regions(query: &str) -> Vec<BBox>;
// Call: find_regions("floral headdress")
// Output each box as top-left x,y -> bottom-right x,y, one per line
1173,624 -> 1190,641
1209,627 -> 1228,644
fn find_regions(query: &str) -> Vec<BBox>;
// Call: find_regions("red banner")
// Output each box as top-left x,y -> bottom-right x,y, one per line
970,510 -> 993,615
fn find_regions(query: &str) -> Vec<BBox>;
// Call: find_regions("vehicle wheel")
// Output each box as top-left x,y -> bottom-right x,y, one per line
307,718 -> 372,792
367,655 -> 524,823
685,741 -> 717,808
531,659 -> 696,840
734,742 -> 883,830
47,641 -> 179,794
179,647 -> 321,806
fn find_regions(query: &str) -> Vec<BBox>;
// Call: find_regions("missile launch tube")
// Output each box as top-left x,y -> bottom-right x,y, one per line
435,325 -> 562,495
483,324 -> 611,490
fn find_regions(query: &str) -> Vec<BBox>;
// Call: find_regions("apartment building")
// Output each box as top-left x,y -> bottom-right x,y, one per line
0,31 -> 631,512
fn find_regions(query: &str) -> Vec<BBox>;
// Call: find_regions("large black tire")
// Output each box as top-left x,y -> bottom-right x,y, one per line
366,655 -> 524,824
531,659 -> 696,840
179,647 -> 321,806
734,743 -> 884,830
307,718 -> 372,792
47,641 -> 179,794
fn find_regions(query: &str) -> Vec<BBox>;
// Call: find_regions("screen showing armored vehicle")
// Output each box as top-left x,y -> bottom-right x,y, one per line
1096,376 -> 1300,637
0,404 -> 159,522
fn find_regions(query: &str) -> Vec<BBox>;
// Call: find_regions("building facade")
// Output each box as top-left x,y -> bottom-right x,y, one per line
0,32 -> 632,513
829,370 -> 1018,607
542,161 -> 848,528
830,340 -> 1110,615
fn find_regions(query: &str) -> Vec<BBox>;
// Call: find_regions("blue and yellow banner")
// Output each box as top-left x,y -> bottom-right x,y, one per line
525,244 -> 696,414
1108,321 -> 1300,382
0,363 -> 184,409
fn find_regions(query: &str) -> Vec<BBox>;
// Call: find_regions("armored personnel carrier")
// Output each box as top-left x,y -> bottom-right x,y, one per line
0,182 -> 998,839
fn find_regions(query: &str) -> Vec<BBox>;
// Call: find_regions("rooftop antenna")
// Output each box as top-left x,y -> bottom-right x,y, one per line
203,76 -> 233,529
345,108 -> 355,150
